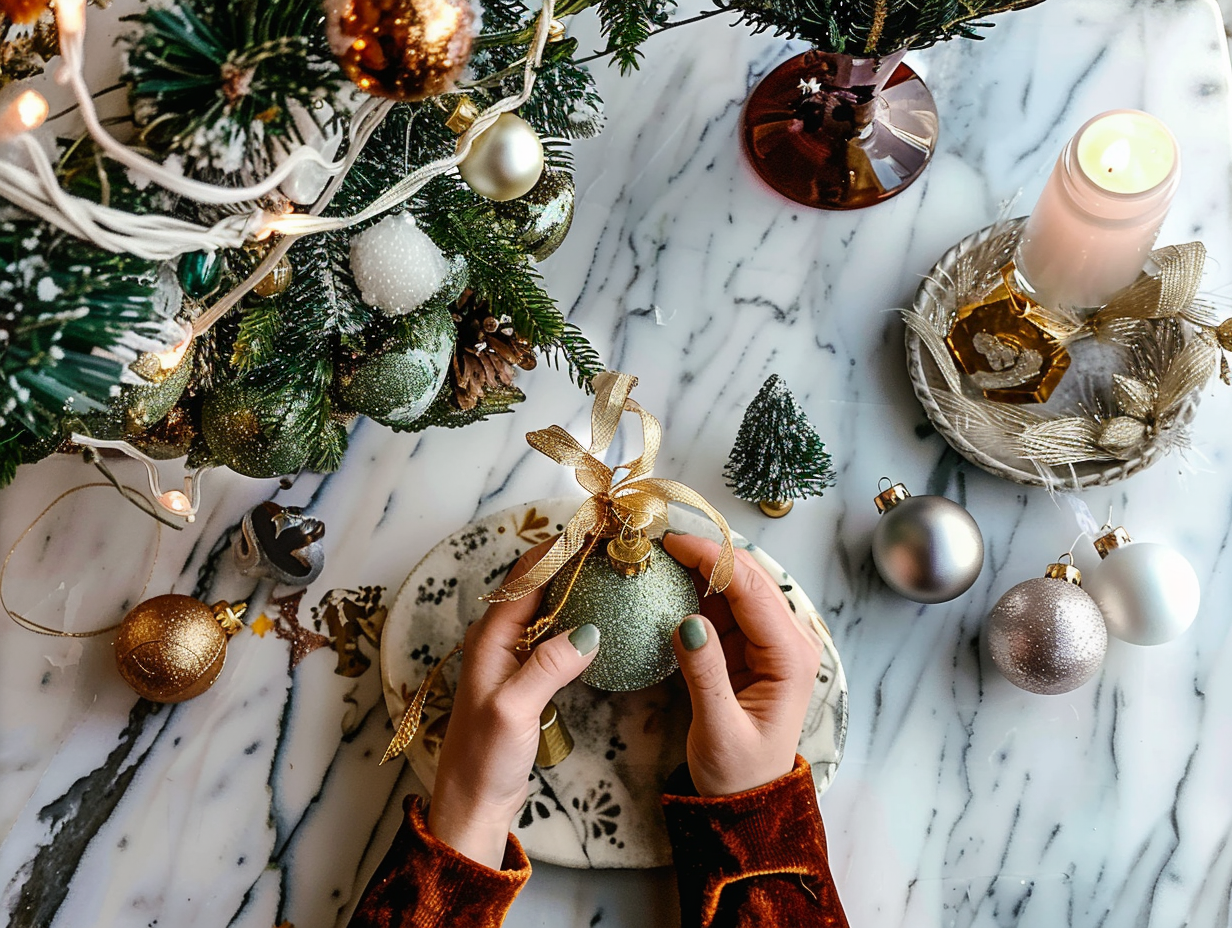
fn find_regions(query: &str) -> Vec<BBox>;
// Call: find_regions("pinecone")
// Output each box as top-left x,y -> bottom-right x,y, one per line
451,291 -> 537,411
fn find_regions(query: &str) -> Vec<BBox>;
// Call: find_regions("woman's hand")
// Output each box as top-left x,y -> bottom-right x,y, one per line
427,543 -> 601,869
664,532 -> 823,797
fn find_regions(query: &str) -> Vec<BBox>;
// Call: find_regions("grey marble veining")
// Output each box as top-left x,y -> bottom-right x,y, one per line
2,2 -> 1231,927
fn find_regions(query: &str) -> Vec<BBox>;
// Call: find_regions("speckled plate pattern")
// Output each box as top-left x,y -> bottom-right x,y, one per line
380,498 -> 848,869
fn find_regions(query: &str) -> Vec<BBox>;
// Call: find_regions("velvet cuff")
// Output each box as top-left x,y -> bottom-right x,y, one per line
661,756 -> 848,928
347,794 -> 531,928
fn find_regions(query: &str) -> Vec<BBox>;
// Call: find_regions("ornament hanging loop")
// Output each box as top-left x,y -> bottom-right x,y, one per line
1045,552 -> 1083,586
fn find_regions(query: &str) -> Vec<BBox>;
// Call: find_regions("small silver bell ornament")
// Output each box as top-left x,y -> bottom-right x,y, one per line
234,502 -> 326,586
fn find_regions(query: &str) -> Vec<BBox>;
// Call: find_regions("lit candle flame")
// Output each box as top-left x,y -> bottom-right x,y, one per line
1099,138 -> 1132,177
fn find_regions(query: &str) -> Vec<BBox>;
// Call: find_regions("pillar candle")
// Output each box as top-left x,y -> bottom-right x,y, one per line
1015,110 -> 1179,312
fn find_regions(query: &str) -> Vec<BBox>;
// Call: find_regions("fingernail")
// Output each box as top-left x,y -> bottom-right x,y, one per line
662,528 -> 687,537
569,623 -> 600,655
679,616 -> 707,652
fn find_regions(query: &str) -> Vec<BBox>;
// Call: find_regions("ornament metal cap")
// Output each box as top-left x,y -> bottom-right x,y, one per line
1044,554 -> 1082,586
607,527 -> 652,577
535,700 -> 574,767
1094,526 -> 1133,559
874,478 -> 911,514
213,601 -> 247,635
759,499 -> 794,518
446,97 -> 480,134
547,18 -> 567,41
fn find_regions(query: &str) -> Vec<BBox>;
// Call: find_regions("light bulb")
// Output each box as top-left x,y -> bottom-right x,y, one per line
0,90 -> 49,143
159,489 -> 194,521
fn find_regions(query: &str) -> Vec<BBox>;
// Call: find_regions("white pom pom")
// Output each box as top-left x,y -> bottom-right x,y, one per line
350,212 -> 449,315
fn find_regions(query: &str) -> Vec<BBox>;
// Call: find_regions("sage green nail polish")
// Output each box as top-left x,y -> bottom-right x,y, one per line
679,616 -> 707,652
569,623 -> 600,655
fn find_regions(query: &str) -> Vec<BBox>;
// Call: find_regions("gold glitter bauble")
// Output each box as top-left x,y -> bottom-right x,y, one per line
114,595 -> 243,703
541,540 -> 699,692
326,0 -> 475,102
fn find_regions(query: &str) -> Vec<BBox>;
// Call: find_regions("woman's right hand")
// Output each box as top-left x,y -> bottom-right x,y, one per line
663,532 -> 823,797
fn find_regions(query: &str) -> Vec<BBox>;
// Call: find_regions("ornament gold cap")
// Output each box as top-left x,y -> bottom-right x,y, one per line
758,499 -> 794,518
874,478 -> 911,514
548,19 -> 567,41
1044,553 -> 1082,586
535,700 -> 574,767
607,526 -> 652,577
1094,526 -> 1133,560
446,97 -> 480,134
212,601 -> 247,636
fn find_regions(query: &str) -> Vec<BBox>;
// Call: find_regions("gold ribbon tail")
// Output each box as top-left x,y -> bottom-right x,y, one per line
381,643 -> 463,765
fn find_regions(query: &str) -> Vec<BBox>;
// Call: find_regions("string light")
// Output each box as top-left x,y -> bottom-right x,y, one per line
69,434 -> 210,522
0,90 -> 49,143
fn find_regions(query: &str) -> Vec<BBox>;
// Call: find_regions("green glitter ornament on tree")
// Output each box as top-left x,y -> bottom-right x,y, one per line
492,169 -> 576,263
337,304 -> 454,429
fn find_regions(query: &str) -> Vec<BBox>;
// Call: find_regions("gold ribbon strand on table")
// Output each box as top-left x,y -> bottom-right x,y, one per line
906,230 -> 1225,475
380,370 -> 735,765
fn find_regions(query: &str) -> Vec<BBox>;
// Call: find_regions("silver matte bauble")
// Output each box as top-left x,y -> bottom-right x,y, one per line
1085,542 -> 1200,646
458,113 -> 545,201
872,484 -> 983,604
986,576 -> 1107,695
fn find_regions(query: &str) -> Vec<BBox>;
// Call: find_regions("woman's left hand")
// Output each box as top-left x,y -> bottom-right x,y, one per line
427,542 -> 601,869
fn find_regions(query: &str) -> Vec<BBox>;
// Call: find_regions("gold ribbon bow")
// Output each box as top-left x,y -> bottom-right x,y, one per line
484,370 -> 733,618
379,370 -> 733,765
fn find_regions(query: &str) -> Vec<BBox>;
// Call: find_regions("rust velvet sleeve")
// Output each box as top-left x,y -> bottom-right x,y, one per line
661,756 -> 850,928
347,795 -> 531,928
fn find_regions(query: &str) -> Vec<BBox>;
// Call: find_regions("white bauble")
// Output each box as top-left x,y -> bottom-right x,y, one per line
349,212 -> 449,315
1084,543 -> 1200,645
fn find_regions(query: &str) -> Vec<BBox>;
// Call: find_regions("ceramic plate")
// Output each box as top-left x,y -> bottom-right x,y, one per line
380,498 -> 848,869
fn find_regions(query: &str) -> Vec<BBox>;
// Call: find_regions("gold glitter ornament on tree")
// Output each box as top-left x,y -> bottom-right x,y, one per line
541,538 -> 699,691
324,0 -> 475,102
114,595 -> 245,702
200,380 -> 321,478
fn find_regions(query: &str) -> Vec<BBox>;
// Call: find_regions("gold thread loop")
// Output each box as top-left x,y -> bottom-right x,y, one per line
1,483 -> 161,638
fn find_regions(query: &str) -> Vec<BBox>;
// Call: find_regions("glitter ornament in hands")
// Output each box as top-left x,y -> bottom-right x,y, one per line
349,212 -> 449,314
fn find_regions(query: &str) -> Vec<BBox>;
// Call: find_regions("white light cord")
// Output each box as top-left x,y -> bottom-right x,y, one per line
70,433 -> 210,522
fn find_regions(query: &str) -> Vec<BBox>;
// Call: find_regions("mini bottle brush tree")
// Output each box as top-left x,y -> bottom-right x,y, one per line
0,0 -> 684,490
724,374 -> 836,517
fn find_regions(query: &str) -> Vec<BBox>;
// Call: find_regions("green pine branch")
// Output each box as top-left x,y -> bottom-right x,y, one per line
0,217 -> 182,439
121,0 -> 343,176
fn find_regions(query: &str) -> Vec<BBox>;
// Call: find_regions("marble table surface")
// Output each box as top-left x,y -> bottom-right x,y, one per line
3,1 -> 1232,926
